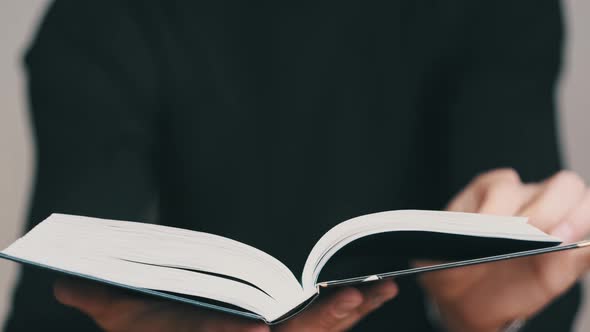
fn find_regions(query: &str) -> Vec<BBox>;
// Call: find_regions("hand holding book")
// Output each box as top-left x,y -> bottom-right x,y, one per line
2,169 -> 589,331
419,169 -> 590,332
54,276 -> 398,332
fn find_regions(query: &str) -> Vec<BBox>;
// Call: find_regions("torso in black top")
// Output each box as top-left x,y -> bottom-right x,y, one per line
4,0 -> 580,331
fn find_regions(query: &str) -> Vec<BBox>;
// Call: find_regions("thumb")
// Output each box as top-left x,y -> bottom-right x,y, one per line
276,280 -> 398,332
276,287 -> 364,331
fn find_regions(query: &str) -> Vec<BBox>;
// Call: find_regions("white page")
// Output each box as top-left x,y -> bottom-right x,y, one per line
301,210 -> 560,290
1,214 -> 309,321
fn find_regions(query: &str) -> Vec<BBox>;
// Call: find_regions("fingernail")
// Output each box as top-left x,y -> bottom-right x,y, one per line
333,300 -> 362,318
551,223 -> 574,243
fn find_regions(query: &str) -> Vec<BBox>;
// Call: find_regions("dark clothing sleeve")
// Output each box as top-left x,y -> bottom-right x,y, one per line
4,1 -> 159,331
443,1 -> 581,331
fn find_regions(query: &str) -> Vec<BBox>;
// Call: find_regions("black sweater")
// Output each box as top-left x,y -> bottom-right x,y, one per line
4,0 -> 580,331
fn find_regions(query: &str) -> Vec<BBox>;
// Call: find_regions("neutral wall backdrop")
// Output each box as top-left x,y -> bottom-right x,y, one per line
0,1 -> 589,330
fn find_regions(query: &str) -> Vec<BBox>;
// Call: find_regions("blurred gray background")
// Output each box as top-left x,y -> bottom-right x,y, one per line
0,0 -> 589,330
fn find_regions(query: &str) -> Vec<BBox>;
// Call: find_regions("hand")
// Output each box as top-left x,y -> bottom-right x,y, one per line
418,169 -> 590,332
54,277 -> 398,332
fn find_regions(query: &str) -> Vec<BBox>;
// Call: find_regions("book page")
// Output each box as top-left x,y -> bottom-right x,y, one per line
1,214 -> 310,321
300,210 -> 560,290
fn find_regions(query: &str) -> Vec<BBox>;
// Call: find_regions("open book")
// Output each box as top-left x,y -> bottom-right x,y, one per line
1,210 -> 587,324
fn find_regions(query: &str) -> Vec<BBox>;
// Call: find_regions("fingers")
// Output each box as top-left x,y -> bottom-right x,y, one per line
447,168 -> 523,213
550,189 -> 590,243
430,169 -> 590,332
55,277 -> 397,332
276,280 -> 398,332
448,169 -> 589,240
275,287 -> 362,332
54,277 -> 133,320
518,171 -> 586,232
54,278 -> 270,332
477,181 -> 535,216
55,278 -> 169,331
349,280 -> 398,323
529,249 -> 586,305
